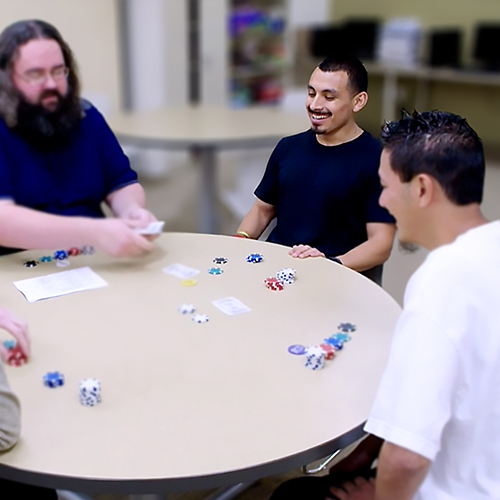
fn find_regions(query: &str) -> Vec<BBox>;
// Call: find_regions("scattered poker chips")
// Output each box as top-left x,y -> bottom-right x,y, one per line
79,378 -> 101,407
264,277 -> 284,291
246,253 -> 263,263
7,346 -> 27,367
208,267 -> 224,275
192,314 -> 209,324
213,257 -> 228,265
23,246 -> 96,268
289,322 -> 356,370
43,371 -> 64,388
178,303 -> 195,315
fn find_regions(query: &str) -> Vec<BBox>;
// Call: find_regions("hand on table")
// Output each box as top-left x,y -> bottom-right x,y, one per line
0,308 -> 30,363
328,477 -> 375,500
289,244 -> 325,259
93,219 -> 156,258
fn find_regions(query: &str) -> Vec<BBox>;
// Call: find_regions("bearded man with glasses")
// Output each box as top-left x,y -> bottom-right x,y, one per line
0,19 -> 157,257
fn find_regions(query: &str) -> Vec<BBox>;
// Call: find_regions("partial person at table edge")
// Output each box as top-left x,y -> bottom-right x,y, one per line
270,110 -> 500,500
236,53 -> 396,285
0,19 -> 157,258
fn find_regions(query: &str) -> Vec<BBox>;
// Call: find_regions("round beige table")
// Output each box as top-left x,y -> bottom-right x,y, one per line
0,233 -> 400,495
108,106 -> 310,234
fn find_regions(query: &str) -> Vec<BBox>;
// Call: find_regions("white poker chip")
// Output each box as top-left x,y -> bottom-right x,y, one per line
178,303 -> 195,315
192,314 -> 209,324
56,259 -> 70,267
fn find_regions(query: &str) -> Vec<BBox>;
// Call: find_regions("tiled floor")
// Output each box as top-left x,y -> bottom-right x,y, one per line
77,153 -> 500,500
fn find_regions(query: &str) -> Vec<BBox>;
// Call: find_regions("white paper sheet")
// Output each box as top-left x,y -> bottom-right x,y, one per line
135,221 -> 165,235
212,297 -> 251,316
162,263 -> 200,279
14,267 -> 108,303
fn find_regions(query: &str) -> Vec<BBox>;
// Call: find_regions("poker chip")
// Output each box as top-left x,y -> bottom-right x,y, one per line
181,279 -> 197,287
56,259 -> 70,268
2,340 -> 16,350
246,253 -> 263,263
43,371 -> 64,388
80,245 -> 95,255
319,344 -> 336,360
338,322 -> 356,333
39,255 -> 53,262
23,260 -> 38,268
332,333 -> 352,343
324,337 -> 344,350
264,277 -> 284,291
178,303 -> 195,315
54,250 -> 68,260
208,267 -> 224,275
7,346 -> 27,366
79,378 -> 102,406
68,247 -> 81,256
276,268 -> 296,285
192,314 -> 209,324
213,257 -> 228,265
288,344 -> 306,355
304,347 -> 325,371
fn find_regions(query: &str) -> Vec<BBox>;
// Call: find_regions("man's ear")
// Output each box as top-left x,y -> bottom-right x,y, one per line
353,91 -> 368,113
413,173 -> 435,208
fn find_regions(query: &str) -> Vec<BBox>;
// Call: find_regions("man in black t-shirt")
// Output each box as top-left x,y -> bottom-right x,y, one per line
236,55 -> 395,283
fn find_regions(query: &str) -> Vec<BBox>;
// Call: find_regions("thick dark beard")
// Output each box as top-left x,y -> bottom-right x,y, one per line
13,88 -> 82,149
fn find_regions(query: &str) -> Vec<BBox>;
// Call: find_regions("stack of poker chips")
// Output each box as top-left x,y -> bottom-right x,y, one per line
43,371 -> 64,388
276,268 -> 296,284
79,378 -> 102,407
6,345 -> 28,366
265,268 -> 296,291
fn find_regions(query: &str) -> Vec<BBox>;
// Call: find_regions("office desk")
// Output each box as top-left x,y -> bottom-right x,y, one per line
0,233 -> 400,495
108,106 -> 310,234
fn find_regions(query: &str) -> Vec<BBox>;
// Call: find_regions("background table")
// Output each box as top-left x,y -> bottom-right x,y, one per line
0,233 -> 400,495
108,106 -> 310,234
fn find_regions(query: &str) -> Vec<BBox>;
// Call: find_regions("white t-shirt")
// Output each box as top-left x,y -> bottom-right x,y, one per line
365,221 -> 500,500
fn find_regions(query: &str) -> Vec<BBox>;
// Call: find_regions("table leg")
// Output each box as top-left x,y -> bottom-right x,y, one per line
202,483 -> 252,500
192,146 -> 218,234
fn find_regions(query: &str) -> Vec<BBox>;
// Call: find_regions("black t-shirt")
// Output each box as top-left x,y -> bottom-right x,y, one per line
255,129 -> 394,259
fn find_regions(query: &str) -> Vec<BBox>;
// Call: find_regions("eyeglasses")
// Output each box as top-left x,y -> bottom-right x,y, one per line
15,66 -> 69,86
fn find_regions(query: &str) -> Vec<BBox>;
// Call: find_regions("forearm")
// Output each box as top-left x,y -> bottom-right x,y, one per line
237,201 -> 275,239
106,182 -> 146,218
375,442 -> 431,500
0,203 -> 104,250
338,224 -> 395,272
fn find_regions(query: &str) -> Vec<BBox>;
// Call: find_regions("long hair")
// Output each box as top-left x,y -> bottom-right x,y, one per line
0,19 -> 81,126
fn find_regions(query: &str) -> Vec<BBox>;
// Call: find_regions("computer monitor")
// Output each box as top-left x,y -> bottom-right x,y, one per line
473,24 -> 500,70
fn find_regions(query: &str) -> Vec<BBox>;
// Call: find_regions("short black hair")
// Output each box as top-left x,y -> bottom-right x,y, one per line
318,54 -> 368,94
381,110 -> 484,205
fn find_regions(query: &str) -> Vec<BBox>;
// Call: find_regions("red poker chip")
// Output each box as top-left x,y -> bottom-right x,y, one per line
319,344 -> 336,360
264,277 -> 284,291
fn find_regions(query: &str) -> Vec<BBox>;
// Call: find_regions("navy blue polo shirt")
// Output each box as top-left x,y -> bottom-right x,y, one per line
255,129 -> 394,258
0,101 -> 137,218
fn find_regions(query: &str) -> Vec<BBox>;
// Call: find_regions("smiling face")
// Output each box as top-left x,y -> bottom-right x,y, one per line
306,68 -> 365,142
11,38 -> 68,112
379,149 -> 418,246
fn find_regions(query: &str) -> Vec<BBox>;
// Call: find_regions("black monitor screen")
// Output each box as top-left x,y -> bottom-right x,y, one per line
474,24 -> 500,69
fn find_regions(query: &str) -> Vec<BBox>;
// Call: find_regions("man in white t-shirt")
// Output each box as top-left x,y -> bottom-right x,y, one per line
271,110 -> 500,500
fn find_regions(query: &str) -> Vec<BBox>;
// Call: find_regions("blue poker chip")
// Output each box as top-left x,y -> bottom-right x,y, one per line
338,322 -> 356,333
39,255 -> 53,263
208,267 -> 224,275
53,250 -> 68,260
2,340 -> 16,350
331,333 -> 351,343
43,371 -> 65,388
324,338 -> 344,350
246,253 -> 263,263
288,344 -> 306,355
